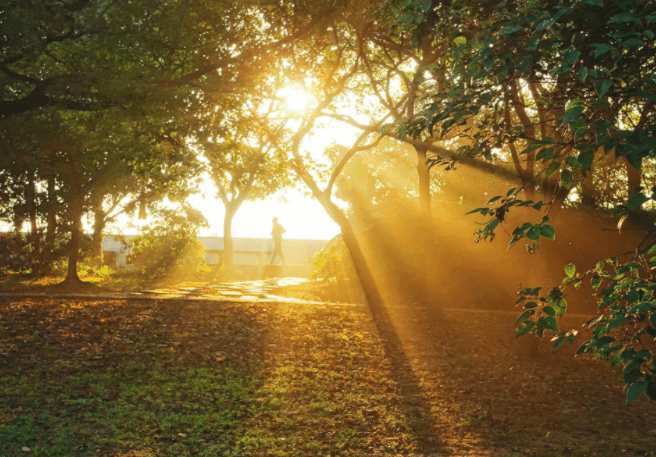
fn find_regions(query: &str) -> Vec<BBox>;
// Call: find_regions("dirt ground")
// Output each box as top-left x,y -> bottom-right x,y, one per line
1,292 -> 655,456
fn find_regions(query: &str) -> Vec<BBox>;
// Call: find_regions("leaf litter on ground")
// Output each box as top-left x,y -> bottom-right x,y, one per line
1,296 -> 656,456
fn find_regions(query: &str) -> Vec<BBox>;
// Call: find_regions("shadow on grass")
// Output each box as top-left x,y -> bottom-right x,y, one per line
0,297 -> 268,456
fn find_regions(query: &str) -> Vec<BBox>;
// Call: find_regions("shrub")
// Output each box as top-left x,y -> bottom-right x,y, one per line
311,235 -> 364,303
129,205 -> 208,280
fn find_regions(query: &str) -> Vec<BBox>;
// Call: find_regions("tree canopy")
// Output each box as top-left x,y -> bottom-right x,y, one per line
3,0 -> 656,404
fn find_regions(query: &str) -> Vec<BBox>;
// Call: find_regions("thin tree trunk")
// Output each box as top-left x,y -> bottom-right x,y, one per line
223,206 -> 235,277
46,175 -> 57,245
416,147 -> 431,218
580,167 -> 596,207
26,174 -> 40,258
625,157 -> 641,203
91,200 -> 106,266
65,196 -> 84,284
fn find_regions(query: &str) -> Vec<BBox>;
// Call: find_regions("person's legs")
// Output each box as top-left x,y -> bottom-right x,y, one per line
269,244 -> 283,264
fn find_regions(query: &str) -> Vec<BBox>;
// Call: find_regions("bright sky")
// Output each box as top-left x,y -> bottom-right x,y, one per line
109,86 -> 367,241
187,183 -> 340,240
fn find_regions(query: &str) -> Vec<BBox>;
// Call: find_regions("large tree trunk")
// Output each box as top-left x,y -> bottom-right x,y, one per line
65,195 -> 84,284
414,146 -> 440,312
223,206 -> 236,277
306,184 -> 385,315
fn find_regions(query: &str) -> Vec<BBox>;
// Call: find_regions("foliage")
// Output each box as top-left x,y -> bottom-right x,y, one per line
129,205 -> 208,280
311,235 -> 364,303
516,248 -> 656,405
391,0 -> 656,404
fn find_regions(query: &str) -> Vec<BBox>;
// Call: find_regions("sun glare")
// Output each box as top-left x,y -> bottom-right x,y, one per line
279,86 -> 310,113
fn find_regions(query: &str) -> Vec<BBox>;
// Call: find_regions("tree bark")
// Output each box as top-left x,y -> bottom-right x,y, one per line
580,167 -> 596,207
46,174 -> 57,245
25,174 -> 40,258
65,195 -> 84,284
223,206 -> 236,276
415,146 -> 431,219
297,168 -> 385,314
91,205 -> 106,266
625,157 -> 641,204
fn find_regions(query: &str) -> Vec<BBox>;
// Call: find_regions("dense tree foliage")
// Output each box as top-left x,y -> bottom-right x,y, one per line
129,205 -> 207,280
392,0 -> 656,404
4,0 -> 656,404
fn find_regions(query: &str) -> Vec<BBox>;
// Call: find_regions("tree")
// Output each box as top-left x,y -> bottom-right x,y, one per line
202,104 -> 291,275
392,0 -> 656,403
130,204 -> 208,280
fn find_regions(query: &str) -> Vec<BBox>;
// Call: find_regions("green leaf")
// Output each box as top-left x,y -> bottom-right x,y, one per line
533,201 -> 543,210
524,301 -> 538,308
540,225 -> 556,240
576,340 -> 593,354
537,148 -> 557,161
626,380 -> 648,406
647,245 -> 656,255
520,287 -> 541,296
500,25 -> 523,36
628,190 -> 648,210
516,309 -> 535,324
606,314 -> 629,331
540,316 -> 559,333
565,263 -> 576,278
563,107 -> 584,124
527,227 -> 540,242
552,336 -> 567,351
611,12 -> 640,23
545,162 -> 561,177
561,169 -> 573,188
626,152 -> 642,172
593,43 -> 613,58
578,151 -> 594,171
551,297 -> 567,317
581,0 -> 603,6
516,321 -> 535,337
564,50 -> 580,65
466,207 -> 492,215
543,305 -> 556,316
624,38 -> 645,47
591,275 -> 602,289
622,363 -> 640,385
595,79 -> 612,98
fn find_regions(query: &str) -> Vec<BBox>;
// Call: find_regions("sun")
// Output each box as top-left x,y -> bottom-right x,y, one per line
278,86 -> 310,114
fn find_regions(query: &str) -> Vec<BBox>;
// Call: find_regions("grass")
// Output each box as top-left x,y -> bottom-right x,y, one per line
3,295 -> 656,456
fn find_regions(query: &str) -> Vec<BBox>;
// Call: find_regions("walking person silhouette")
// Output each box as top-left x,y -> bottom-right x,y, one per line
268,217 -> 285,265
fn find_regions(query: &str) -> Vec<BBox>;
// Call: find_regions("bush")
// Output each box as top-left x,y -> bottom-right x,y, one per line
129,205 -> 208,280
311,235 -> 364,303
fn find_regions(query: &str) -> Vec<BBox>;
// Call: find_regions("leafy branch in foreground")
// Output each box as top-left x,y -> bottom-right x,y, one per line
515,244 -> 656,405
465,187 -> 553,248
